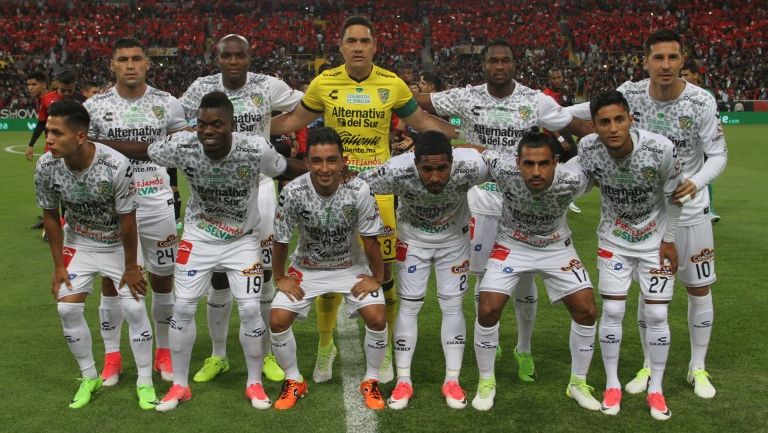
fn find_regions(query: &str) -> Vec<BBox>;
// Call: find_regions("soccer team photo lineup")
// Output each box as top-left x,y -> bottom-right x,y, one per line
9,0 -> 765,429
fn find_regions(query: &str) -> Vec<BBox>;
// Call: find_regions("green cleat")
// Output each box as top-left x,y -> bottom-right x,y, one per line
137,384 -> 158,410
513,348 -> 535,382
312,340 -> 337,383
566,376 -> 600,411
471,377 -> 496,411
69,377 -> 103,409
263,353 -> 286,382
193,356 -> 230,383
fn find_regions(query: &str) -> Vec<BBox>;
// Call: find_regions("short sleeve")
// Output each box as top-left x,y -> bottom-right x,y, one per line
270,78 -> 304,113
255,138 -> 288,178
273,188 -> 296,244
34,156 -> 58,209
179,79 -> 202,121
167,97 -> 190,131
147,132 -> 189,168
301,76 -> 325,113
356,182 -> 383,237
536,92 -> 573,132
113,157 -> 138,214
431,87 -> 468,118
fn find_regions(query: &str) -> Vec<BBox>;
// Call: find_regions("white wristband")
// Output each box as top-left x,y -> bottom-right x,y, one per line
557,136 -> 566,143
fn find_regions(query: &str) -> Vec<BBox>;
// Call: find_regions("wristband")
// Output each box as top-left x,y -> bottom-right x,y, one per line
556,136 -> 566,143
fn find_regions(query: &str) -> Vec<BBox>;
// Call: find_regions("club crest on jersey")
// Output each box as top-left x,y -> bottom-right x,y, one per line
251,95 -> 264,106
96,180 -> 112,195
151,106 -> 166,121
377,88 -> 390,103
641,166 -> 658,181
341,204 -> 357,221
237,165 -> 253,181
678,115 -> 693,130
518,105 -> 532,120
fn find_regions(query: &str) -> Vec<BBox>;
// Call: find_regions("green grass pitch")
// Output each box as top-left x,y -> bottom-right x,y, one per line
0,126 -> 765,432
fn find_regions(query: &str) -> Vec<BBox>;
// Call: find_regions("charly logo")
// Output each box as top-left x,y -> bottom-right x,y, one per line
151,106 -> 166,120
678,115 -> 693,130
518,105 -> 532,120
377,88 -> 390,103
237,165 -> 253,181
641,166 -> 658,181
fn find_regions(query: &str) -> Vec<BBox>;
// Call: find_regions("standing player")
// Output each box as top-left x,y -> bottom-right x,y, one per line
101,91 -> 304,411
35,100 -> 152,409
569,30 -> 727,399
269,127 -> 388,410
84,37 -> 187,385
26,70 -> 78,162
471,131 -> 600,412
359,131 -> 489,410
579,91 -> 683,420
179,34 -> 302,384
415,38 -> 592,382
25,71 -> 50,229
271,15 -> 457,384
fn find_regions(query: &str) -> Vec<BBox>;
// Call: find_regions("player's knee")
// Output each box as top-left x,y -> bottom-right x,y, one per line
642,302 -> 669,327
477,302 -> 503,328
399,298 -> 424,318
120,297 -> 147,323
573,302 -> 597,326
171,298 -> 197,330
363,312 -> 387,332
686,285 -> 710,297
269,309 -> 293,333
438,296 -> 463,316
237,301 -> 262,329
601,299 -> 626,325
57,302 -> 83,322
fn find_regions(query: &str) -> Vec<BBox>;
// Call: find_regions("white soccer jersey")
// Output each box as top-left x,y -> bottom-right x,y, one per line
84,86 -> 187,217
359,148 -> 489,247
484,151 -> 590,250
147,131 -> 287,242
180,72 -> 303,140
274,175 -> 383,270
616,79 -> 727,225
35,143 -> 138,250
578,129 -> 683,253
431,82 -> 573,216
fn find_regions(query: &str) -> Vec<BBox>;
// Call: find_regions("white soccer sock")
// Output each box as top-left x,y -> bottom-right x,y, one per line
569,320 -> 596,379
121,295 -> 154,384
474,320 -> 499,379
439,296 -> 466,382
599,299 -> 625,389
99,295 -> 123,354
473,274 -> 483,316
637,293 -> 650,368
207,287 -> 233,359
151,291 -> 174,349
58,302 -> 98,379
260,279 -> 275,357
364,326 -> 388,381
688,292 -> 713,371
271,327 -> 300,380
169,299 -> 198,388
394,298 -> 423,383
238,301 -> 266,386
644,303 -> 671,394
514,279 -> 537,353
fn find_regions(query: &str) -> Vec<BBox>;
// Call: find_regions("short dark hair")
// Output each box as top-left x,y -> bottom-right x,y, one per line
548,67 -> 562,76
590,90 -> 630,119
199,91 -> 234,119
420,72 -> 445,92
82,80 -> 100,89
56,69 -> 76,85
517,130 -> 558,160
341,15 -> 375,38
414,131 -> 453,163
307,127 -> 344,155
681,60 -> 698,73
113,37 -> 145,54
481,38 -> 513,59
48,99 -> 90,132
27,71 -> 46,83
644,29 -> 683,55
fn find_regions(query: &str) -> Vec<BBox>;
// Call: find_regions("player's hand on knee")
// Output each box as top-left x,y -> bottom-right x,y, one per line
673,179 -> 697,205
352,275 -> 381,300
51,266 -> 72,299
276,276 -> 304,301
120,266 -> 147,301
659,241 -> 678,274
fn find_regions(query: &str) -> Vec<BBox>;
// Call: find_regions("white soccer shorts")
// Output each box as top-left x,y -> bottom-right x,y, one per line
56,244 -> 144,299
469,213 -> 500,274
395,239 -> 470,300
256,176 -> 276,271
675,222 -> 717,287
136,207 -> 178,276
596,246 -> 675,301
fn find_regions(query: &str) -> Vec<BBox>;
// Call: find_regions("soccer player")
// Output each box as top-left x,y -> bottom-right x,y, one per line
578,91 -> 683,420
81,81 -> 101,100
359,131 -> 488,410
470,131 -> 600,412
84,37 -> 187,385
25,71 -> 50,229
100,91 -> 303,411
271,15 -> 457,384
415,38 -> 592,382
270,127 -> 387,410
417,72 -> 445,94
179,34 -> 302,384
569,30 -> 727,399
34,99 -> 151,409
26,69 -> 77,162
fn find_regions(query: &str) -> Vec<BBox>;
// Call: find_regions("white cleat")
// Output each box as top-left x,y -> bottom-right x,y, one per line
312,343 -> 337,383
647,392 -> 672,421
471,378 -> 496,411
600,387 -> 622,415
625,367 -> 650,394
387,381 -> 413,410
688,369 -> 716,399
566,381 -> 601,411
568,202 -> 582,214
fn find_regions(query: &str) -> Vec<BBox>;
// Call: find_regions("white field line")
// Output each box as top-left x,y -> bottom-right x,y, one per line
336,308 -> 379,433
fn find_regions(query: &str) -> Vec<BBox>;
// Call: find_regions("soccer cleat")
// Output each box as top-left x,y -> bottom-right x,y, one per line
379,349 -> 394,384
312,341 -> 337,383
263,353 -> 285,382
275,379 -> 308,410
31,216 -> 44,229
471,377 -> 496,411
154,348 -> 173,382
193,355 -> 229,383
513,348 -> 535,382
711,213 -> 721,223
625,367 -> 651,394
442,381 -> 468,409
175,220 -> 184,230
68,377 -> 103,409
245,383 -> 272,409
569,202 -> 582,214
647,392 -> 672,420
360,379 -> 385,410
387,381 -> 414,410
688,369 -> 716,399
137,384 -> 158,410
600,387 -> 622,415
101,351 -> 122,386
156,384 -> 192,412
566,378 -> 600,411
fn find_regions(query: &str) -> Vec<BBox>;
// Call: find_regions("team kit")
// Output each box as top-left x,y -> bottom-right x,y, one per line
34,17 -> 725,422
